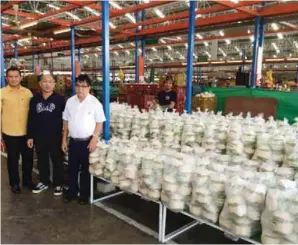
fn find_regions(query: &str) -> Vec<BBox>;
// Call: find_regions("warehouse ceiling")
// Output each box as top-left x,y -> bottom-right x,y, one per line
1,0 -> 298,74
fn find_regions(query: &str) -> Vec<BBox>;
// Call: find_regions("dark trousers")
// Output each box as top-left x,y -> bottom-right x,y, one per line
35,137 -> 64,187
2,134 -> 33,187
68,138 -> 90,198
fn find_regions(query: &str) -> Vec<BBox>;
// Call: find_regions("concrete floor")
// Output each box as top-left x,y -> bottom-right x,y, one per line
1,157 -> 157,244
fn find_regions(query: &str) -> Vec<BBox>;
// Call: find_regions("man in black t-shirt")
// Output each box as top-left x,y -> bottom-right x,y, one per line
155,76 -> 177,112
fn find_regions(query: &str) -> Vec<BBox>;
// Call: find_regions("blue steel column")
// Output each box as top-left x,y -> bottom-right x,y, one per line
101,0 -> 110,141
0,16 -> 5,87
185,0 -> 196,113
71,26 -> 76,95
14,40 -> 18,60
250,17 -> 260,88
241,49 -> 245,72
135,11 -> 139,83
141,10 -> 146,57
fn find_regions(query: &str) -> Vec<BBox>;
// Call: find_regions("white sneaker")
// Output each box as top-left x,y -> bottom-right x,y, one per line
32,182 -> 49,194
54,186 -> 63,196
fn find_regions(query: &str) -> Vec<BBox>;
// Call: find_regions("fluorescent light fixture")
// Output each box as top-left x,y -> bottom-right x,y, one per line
53,28 -> 71,35
130,42 -> 135,46
289,53 -> 292,57
154,8 -> 165,18
66,12 -> 81,21
272,42 -> 278,50
273,55 -> 277,58
126,50 -> 130,55
196,34 -> 203,39
118,44 -> 124,48
234,46 -> 240,52
231,0 -> 239,3
294,41 -> 298,49
276,49 -> 280,54
84,6 -> 100,16
20,21 -> 38,29
247,29 -> 251,34
176,36 -> 181,40
225,39 -> 231,45
287,57 -> 298,61
114,51 -> 119,56
167,46 -> 172,50
48,4 -> 60,10
280,21 -> 297,29
1,16 -> 9,20
110,1 -> 122,9
152,47 -> 157,52
211,61 -> 225,64
35,10 -> 45,15
125,13 -> 136,23
271,23 -> 279,31
94,54 -> 98,57
219,30 -> 224,36
277,33 -> 283,39
109,22 -> 116,29
196,14 -> 202,19
193,54 -> 198,59
204,42 -> 209,47
138,48 -> 142,53
266,58 -> 284,62
160,39 -> 166,44
205,51 -> 211,58
149,59 -> 153,62
96,47 -> 101,51
219,48 -> 227,57
185,44 -> 188,48
250,36 -> 254,42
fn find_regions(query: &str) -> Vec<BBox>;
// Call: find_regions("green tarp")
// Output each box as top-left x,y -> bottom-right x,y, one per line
204,87 -> 298,123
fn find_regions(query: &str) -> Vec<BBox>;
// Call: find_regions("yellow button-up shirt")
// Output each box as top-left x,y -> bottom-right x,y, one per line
1,85 -> 33,136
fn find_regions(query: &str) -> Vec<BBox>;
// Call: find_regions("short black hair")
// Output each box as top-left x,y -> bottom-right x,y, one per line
164,75 -> 174,84
76,74 -> 92,86
6,67 -> 21,77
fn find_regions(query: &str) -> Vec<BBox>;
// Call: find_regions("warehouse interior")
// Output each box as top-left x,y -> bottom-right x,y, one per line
1,0 -> 298,244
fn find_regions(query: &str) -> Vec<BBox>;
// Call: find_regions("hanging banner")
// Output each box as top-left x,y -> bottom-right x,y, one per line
75,60 -> 81,77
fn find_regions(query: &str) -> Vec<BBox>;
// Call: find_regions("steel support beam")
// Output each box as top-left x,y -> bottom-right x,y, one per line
250,16 -> 260,88
141,10 -> 146,57
101,0 -> 110,141
185,0 -> 196,113
0,16 -> 5,87
135,11 -> 140,83
71,27 -> 76,95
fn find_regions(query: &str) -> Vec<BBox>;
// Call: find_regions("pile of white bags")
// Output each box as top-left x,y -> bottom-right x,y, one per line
261,181 -> 298,244
103,144 -> 120,184
161,153 -> 195,212
226,121 -> 244,156
89,141 -> 109,176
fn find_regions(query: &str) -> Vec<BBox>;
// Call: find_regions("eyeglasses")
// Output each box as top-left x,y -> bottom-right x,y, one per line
75,84 -> 89,88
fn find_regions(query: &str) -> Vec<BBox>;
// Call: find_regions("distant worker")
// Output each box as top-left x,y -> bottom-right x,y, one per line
27,75 -> 66,196
1,67 -> 34,194
151,76 -> 177,112
62,74 -> 106,205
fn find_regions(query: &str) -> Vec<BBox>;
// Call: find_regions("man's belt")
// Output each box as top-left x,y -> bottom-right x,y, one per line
70,136 -> 92,142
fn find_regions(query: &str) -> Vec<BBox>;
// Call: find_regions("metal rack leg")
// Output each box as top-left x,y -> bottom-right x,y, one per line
161,205 -> 167,243
158,203 -> 163,242
90,174 -> 94,203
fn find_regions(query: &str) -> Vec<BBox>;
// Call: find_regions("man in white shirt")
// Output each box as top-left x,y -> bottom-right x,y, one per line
62,74 -> 106,205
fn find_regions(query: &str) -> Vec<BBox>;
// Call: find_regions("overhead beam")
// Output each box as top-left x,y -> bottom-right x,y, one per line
212,1 -> 260,16
1,1 -> 25,13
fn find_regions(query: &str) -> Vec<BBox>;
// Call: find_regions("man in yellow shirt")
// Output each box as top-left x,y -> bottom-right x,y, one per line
1,67 -> 34,194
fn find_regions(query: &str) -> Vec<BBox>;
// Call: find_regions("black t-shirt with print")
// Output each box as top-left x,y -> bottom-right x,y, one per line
157,90 -> 177,106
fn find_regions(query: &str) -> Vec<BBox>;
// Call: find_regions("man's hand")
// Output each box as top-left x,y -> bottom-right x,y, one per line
62,140 -> 68,153
88,137 -> 97,152
27,139 -> 34,148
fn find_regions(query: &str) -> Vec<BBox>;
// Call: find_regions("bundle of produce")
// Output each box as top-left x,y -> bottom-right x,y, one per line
103,144 -> 120,184
261,181 -> 298,244
89,141 -> 110,177
283,144 -> 298,171
118,143 -> 142,193
190,168 -> 227,223
268,130 -> 285,165
181,116 -> 197,147
275,167 -> 295,181
252,133 -> 272,163
148,110 -> 164,140
241,125 -> 257,158
202,125 -> 217,152
139,149 -> 164,200
161,152 -> 195,212
219,173 -> 274,238
226,121 -> 244,156
259,160 -> 278,173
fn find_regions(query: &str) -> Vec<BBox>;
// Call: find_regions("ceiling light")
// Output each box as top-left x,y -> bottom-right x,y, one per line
196,34 -> 203,39
125,13 -> 136,23
176,36 -> 181,40
152,47 -> 157,52
185,44 -> 188,48
273,54 -> 277,58
84,6 -> 100,16
48,4 -> 60,10
53,28 -> 71,35
96,47 -> 101,51
109,22 -> 116,29
250,36 -> 254,42
234,46 -> 240,52
204,42 -> 209,47
247,29 -> 251,34
272,42 -> 278,50
160,39 -> 166,44
193,54 -> 198,59
118,44 -> 124,48
231,0 -> 239,3
167,46 -> 172,50
149,58 -> 153,62
294,41 -> 298,49
1,16 -> 9,20
66,12 -> 81,21
110,1 -> 122,9
154,8 -> 165,18
289,53 -> 292,57
126,50 -> 130,55
276,49 -> 280,54
114,51 -> 119,56
130,42 -> 135,46
219,47 -> 227,57
20,21 -> 38,29
271,23 -> 279,31
219,30 -> 224,36
35,10 -> 45,15
225,39 -> 231,45
94,54 -> 98,57
277,33 -> 283,39
196,14 -> 202,19
138,48 -> 142,53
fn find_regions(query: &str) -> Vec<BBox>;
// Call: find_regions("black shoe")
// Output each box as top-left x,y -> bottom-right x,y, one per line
64,194 -> 74,203
78,197 -> 89,205
11,185 -> 21,194
32,182 -> 49,194
54,186 -> 63,196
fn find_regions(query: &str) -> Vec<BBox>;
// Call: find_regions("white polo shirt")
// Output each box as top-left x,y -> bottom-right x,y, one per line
63,94 -> 106,138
